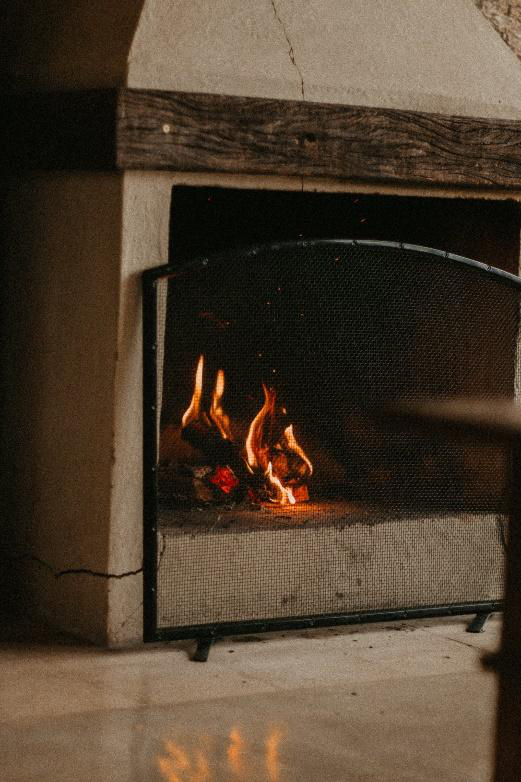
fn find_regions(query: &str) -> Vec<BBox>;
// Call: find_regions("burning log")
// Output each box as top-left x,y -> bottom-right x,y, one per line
157,470 -> 215,505
163,354 -> 314,508
159,463 -> 245,506
181,419 -> 238,465
244,387 -> 313,505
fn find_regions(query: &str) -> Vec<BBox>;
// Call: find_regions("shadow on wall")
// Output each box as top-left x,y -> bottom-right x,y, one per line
0,0 -> 146,90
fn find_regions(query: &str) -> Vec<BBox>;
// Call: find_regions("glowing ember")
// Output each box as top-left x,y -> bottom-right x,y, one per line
209,465 -> 240,495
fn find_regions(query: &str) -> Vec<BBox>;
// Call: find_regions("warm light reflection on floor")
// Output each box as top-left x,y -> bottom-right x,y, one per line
158,739 -> 209,782
157,726 -> 284,781
265,728 -> 283,782
227,727 -> 244,775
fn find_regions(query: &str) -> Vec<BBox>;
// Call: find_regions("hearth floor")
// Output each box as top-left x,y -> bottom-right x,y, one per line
0,614 -> 501,782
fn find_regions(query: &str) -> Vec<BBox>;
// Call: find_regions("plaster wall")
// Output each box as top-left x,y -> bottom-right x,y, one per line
128,0 -> 521,119
2,174 -> 123,643
1,1 -> 521,121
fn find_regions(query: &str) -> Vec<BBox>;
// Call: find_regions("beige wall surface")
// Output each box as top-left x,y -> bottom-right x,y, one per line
1,173 -> 123,643
129,0 -> 521,118
1,1 -> 520,120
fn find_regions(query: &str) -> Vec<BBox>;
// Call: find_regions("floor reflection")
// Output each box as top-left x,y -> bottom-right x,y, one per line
227,727 -> 244,775
265,728 -> 283,782
157,725 -> 284,781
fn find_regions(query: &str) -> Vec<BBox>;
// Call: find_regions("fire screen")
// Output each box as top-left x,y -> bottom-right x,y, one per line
143,240 -> 521,641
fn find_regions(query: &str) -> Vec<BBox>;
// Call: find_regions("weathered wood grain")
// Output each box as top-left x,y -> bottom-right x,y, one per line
4,88 -> 521,189
117,89 -> 521,188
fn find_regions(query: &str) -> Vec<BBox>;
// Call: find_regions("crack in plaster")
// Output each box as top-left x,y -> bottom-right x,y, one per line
4,552 -> 143,580
270,0 -> 305,99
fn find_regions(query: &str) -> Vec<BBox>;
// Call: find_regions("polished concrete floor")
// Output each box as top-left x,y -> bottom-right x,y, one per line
0,614 -> 501,782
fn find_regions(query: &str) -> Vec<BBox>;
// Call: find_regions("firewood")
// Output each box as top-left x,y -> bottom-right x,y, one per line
157,472 -> 210,505
181,420 -> 237,464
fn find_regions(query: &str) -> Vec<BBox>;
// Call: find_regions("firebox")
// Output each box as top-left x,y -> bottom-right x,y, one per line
143,236 -> 521,643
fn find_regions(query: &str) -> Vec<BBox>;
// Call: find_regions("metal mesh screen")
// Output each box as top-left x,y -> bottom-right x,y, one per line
145,240 -> 520,634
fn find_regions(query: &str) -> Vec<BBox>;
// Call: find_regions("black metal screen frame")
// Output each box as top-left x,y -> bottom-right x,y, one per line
142,239 -> 521,643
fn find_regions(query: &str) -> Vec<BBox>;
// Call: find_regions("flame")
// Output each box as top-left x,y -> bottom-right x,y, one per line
181,355 -> 204,428
210,369 -> 232,439
245,387 -> 312,506
283,424 -> 313,475
245,384 -> 275,471
180,356 -> 313,507
266,461 -> 296,505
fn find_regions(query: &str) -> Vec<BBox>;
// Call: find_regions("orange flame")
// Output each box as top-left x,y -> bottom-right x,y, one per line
210,369 -> 232,440
266,461 -> 296,505
180,355 -> 313,506
245,384 -> 275,471
283,424 -> 313,476
245,387 -> 312,505
181,355 -> 204,428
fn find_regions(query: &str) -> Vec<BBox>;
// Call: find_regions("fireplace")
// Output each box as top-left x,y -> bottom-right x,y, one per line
142,187 -> 521,641
4,2 -> 521,646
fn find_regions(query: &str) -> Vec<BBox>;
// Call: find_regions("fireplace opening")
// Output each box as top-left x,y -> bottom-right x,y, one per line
143,187 -> 521,640
168,186 -> 521,273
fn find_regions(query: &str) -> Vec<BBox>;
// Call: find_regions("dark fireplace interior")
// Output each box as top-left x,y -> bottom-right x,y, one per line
168,186 -> 520,272
144,186 -> 521,635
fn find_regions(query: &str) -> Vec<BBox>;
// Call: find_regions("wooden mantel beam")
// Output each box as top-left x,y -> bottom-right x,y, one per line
4,88 -> 521,189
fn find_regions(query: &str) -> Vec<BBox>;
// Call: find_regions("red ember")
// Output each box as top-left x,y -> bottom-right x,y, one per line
209,465 -> 240,495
